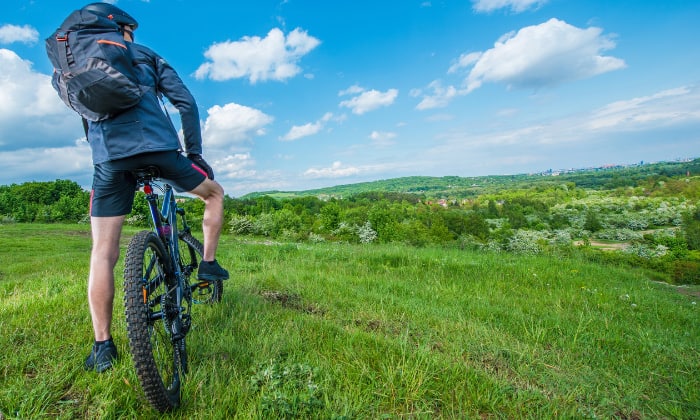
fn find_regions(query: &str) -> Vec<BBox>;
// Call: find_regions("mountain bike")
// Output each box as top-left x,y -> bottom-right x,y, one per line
122,166 -> 223,412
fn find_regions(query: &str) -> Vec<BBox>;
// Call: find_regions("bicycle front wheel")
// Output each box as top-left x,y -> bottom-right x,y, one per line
124,230 -> 184,412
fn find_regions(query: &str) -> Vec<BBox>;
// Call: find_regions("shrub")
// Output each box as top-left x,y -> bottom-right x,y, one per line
357,221 -> 377,244
125,213 -> 148,227
506,230 -> 545,255
682,208 -> 700,250
550,229 -> 573,246
229,214 -> 255,235
672,259 -> 700,285
583,211 -> 603,232
624,243 -> 669,258
0,215 -> 16,224
307,232 -> 325,243
253,213 -> 276,237
332,222 -> 357,242
595,228 -> 642,242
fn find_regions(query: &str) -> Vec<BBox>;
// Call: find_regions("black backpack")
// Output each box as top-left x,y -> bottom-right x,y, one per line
45,9 -> 143,122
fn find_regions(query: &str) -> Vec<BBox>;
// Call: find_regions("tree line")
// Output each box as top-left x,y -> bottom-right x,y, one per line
0,180 -> 90,223
2,174 -> 699,284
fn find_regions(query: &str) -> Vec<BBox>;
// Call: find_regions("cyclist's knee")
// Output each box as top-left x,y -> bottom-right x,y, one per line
190,178 -> 223,201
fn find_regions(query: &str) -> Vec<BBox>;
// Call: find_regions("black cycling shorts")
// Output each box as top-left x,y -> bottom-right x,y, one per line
90,151 -> 207,217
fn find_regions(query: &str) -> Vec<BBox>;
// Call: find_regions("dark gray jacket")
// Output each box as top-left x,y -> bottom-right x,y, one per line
87,42 -> 202,164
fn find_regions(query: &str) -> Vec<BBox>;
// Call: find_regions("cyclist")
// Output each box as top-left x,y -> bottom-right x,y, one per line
78,3 -> 229,373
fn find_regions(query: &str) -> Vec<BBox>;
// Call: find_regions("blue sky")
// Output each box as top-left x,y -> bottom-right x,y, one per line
1,0 -> 699,197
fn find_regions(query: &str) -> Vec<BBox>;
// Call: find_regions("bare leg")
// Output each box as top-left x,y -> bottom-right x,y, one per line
88,215 -> 125,341
189,178 -> 224,261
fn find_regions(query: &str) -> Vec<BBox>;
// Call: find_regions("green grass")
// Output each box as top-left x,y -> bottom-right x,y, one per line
1,224 -> 698,419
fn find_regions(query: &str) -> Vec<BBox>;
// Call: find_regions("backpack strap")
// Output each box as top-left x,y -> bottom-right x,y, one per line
82,117 -> 89,141
55,31 -> 75,69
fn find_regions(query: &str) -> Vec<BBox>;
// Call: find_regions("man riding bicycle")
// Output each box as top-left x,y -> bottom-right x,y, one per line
77,3 -> 229,373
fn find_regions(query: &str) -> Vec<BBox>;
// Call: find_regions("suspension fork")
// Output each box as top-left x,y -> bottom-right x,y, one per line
143,181 -> 187,338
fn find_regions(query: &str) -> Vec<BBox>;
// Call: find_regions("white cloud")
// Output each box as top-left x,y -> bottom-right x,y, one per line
0,49 -> 66,117
429,84 -> 700,158
369,131 -> 396,141
211,152 -> 258,179
415,80 -> 458,110
0,24 -> 39,44
462,18 -> 625,91
282,121 -> 323,141
339,88 -> 399,115
425,113 -> 455,122
416,18 -> 625,109
0,140 -> 92,185
471,0 -> 548,13
303,161 -> 360,179
0,49 -> 80,150
194,28 -> 320,83
338,84 -> 365,96
369,130 -> 397,147
586,86 -> 700,132
281,112 -> 333,141
447,52 -> 482,74
202,102 -> 274,148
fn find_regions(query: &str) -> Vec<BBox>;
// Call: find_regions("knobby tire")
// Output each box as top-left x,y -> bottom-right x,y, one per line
124,230 -> 183,412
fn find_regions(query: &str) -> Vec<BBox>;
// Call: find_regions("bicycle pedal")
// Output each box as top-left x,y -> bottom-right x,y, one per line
195,282 -> 212,295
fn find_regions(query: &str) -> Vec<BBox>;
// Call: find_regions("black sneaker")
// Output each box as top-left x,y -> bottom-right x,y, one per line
84,339 -> 118,373
198,259 -> 229,281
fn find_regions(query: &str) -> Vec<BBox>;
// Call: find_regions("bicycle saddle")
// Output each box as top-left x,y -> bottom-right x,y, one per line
132,166 -> 161,180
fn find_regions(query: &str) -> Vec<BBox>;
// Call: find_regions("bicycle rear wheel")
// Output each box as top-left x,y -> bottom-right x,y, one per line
124,230 -> 184,412
179,231 -> 223,303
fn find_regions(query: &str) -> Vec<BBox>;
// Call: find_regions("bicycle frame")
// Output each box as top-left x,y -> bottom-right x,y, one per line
143,180 -> 181,263
140,177 -> 191,339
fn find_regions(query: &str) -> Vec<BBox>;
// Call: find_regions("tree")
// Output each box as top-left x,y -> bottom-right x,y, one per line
463,211 -> 490,240
319,201 -> 341,232
682,208 -> 700,250
583,210 -> 603,232
487,200 -> 499,217
368,203 -> 399,243
0,180 -> 89,223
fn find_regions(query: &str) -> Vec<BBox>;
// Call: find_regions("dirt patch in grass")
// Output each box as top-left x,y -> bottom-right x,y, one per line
673,286 -> 700,298
260,290 -> 325,315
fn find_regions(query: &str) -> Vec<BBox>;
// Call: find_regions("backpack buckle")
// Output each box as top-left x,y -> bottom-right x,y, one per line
56,31 -> 68,42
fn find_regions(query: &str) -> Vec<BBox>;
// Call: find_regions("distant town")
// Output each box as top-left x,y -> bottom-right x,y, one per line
534,157 -> 697,177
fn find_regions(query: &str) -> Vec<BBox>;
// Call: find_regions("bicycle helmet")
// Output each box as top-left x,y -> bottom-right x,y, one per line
82,2 -> 138,29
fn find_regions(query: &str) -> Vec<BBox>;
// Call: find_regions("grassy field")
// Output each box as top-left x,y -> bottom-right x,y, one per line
0,224 -> 698,419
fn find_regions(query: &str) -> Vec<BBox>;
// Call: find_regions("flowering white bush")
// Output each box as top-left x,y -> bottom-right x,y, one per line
253,213 -> 275,236
332,222 -> 356,241
507,230 -> 545,255
485,240 -> 503,253
307,232 -> 325,243
357,221 -> 377,244
550,229 -> 572,245
627,217 -> 649,231
624,243 -> 669,258
125,213 -> 146,226
595,228 -> 642,241
229,214 -> 254,235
